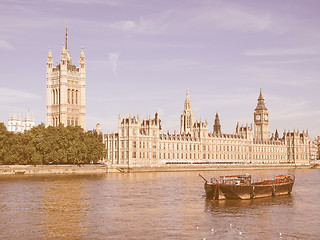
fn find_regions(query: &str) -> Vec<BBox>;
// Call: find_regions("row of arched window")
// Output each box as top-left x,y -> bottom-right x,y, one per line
52,89 -> 60,104
52,117 -> 60,127
68,89 -> 79,105
52,117 -> 78,127
67,117 -> 78,126
52,89 -> 79,105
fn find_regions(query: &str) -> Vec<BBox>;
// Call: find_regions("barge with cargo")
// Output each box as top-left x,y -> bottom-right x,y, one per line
200,174 -> 294,200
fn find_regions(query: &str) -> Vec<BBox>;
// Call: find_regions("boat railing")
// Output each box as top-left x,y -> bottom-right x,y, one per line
211,174 -> 252,185
210,174 -> 294,185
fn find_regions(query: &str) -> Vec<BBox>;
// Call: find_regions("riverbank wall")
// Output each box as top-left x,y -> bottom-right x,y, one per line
107,163 -> 311,173
0,163 -> 313,175
0,165 -> 107,175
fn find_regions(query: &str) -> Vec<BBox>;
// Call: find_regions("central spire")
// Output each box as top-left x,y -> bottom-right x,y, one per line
184,88 -> 191,110
180,89 -> 195,134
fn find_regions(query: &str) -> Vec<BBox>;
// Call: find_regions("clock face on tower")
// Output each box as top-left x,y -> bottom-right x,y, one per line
264,115 -> 268,121
255,115 -> 261,121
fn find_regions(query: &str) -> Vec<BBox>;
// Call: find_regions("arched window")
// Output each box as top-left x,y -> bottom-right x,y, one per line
67,117 -> 70,126
75,90 -> 78,105
53,90 -> 55,104
55,89 -> 58,104
53,117 -> 55,126
71,90 -> 74,104
75,118 -> 78,126
68,89 -> 70,103
71,117 -> 74,126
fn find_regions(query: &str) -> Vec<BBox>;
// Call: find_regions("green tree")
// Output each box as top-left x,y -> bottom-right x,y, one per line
0,123 -> 105,165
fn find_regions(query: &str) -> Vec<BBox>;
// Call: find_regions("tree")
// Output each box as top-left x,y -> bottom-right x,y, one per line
0,123 -> 105,165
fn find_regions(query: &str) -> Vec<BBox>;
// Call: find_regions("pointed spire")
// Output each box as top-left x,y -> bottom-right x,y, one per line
258,88 -> 264,100
48,46 -> 52,57
47,46 -> 53,64
275,129 -> 279,139
213,112 -> 221,134
214,112 -> 220,124
80,46 -> 85,56
184,89 -> 191,110
255,88 -> 267,110
61,42 -> 67,54
80,46 -> 85,62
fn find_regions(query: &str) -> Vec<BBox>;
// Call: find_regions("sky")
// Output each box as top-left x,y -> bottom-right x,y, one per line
0,0 -> 320,138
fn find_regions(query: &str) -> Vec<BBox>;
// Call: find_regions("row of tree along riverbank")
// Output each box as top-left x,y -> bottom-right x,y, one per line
0,123 -> 105,166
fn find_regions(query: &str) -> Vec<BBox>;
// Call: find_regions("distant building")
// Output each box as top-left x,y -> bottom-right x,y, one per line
46,26 -> 86,129
8,113 -> 35,133
310,137 -> 320,161
103,89 -> 311,167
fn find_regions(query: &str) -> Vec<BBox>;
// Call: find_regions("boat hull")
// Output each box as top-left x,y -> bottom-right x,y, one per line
205,181 -> 294,200
204,182 -> 225,200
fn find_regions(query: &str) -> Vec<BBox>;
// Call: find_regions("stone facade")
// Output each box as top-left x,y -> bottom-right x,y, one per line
310,137 -> 320,161
46,27 -> 86,129
103,90 -> 310,167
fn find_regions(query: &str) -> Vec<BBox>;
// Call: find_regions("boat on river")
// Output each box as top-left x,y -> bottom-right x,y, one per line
200,174 -> 294,200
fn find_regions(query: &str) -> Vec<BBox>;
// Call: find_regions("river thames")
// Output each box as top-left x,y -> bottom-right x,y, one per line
0,168 -> 319,239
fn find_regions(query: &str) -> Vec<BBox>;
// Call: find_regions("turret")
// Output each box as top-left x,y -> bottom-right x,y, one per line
60,43 -> 68,72
79,46 -> 86,76
46,46 -> 53,73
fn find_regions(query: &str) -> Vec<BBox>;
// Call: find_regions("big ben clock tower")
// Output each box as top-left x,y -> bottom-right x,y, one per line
254,89 -> 269,141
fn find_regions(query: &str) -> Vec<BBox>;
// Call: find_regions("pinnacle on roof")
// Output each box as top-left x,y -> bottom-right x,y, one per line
48,46 -> 52,56
47,46 -> 53,62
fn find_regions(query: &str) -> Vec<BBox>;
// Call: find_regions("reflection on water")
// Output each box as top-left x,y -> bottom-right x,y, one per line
203,195 -> 295,239
205,194 -> 293,210
39,176 -> 87,239
0,169 -> 319,239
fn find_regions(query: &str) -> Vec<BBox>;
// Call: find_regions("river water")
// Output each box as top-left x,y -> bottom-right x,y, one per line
0,169 -> 319,239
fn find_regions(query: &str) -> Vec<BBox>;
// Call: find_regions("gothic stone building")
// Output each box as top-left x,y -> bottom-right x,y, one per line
104,90 -> 310,167
7,113 -> 35,133
46,28 -> 86,129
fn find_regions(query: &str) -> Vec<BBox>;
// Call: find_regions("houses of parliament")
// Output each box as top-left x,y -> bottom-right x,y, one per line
46,29 -> 310,167
104,89 -> 310,166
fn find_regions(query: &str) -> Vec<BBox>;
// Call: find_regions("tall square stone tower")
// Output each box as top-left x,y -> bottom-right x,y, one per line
46,27 -> 86,129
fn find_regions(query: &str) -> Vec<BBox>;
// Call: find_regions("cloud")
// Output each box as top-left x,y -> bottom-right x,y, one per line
108,17 -> 164,34
58,0 -> 120,5
0,88 -> 41,103
257,59 -> 308,65
106,2 -> 281,38
0,0 -> 120,6
0,40 -> 15,51
245,47 -> 320,57
109,53 -> 120,77
190,6 -> 273,32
